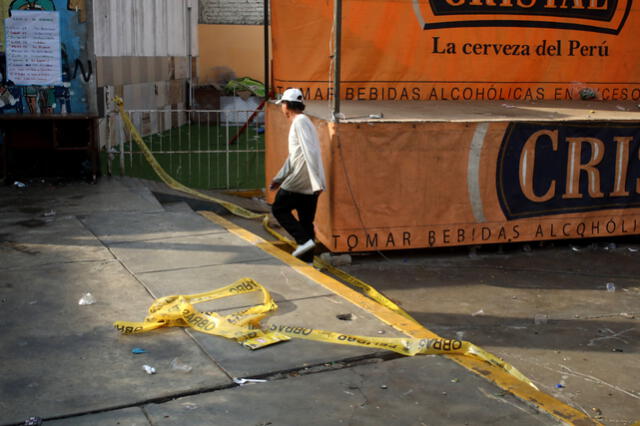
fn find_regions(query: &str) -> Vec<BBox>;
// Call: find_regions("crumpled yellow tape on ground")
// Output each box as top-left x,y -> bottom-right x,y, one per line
114,277 -> 534,388
114,99 -> 536,389
114,278 -> 290,349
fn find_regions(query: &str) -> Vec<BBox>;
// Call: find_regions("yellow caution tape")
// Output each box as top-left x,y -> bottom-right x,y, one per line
114,96 -> 295,248
113,277 -> 534,387
303,259 -> 538,384
313,257 -> 417,323
114,98 -> 536,389
115,99 -> 268,219
115,96 -> 410,318
114,278 -> 290,349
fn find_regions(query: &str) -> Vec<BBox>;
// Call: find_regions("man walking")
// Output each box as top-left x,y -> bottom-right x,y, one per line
270,88 -> 326,261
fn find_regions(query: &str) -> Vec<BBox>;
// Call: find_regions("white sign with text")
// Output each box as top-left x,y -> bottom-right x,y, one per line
5,11 -> 61,86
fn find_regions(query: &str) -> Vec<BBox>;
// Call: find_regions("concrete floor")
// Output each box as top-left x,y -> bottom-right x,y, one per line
146,179 -> 640,425
1,177 -> 567,426
338,241 -> 640,425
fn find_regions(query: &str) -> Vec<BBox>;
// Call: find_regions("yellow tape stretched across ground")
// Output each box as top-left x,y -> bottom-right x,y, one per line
113,277 -> 529,370
113,97 -> 404,316
113,97 -> 535,388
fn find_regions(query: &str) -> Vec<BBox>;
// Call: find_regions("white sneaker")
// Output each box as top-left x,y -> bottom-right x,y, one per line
291,239 -> 316,258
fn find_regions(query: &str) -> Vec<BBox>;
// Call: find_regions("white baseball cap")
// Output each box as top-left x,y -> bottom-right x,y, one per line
275,88 -> 304,104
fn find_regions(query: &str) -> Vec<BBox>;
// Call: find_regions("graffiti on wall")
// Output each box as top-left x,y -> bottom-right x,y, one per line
4,0 -> 85,16
0,0 -> 91,115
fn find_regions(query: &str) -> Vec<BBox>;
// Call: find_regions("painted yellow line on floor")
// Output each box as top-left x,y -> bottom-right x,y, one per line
199,210 -> 600,426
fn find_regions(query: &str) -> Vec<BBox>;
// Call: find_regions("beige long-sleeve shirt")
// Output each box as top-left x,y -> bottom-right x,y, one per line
273,114 -> 326,194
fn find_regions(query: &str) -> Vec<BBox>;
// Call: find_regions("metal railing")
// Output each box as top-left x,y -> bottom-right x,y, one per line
114,108 -> 265,190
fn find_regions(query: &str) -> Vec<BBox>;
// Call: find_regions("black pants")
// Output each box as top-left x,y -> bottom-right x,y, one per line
272,189 -> 319,260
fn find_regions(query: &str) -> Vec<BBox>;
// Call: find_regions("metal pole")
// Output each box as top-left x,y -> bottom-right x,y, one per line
332,0 -> 342,119
187,3 -> 193,108
264,0 -> 270,99
226,115 -> 230,189
118,115 -> 125,176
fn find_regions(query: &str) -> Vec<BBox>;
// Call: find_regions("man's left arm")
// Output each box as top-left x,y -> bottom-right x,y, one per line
296,119 -> 326,193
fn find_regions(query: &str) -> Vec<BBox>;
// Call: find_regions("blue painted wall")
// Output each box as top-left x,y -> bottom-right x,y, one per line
0,0 -> 92,115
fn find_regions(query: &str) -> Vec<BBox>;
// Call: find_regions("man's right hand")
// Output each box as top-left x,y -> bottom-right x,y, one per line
269,181 -> 281,191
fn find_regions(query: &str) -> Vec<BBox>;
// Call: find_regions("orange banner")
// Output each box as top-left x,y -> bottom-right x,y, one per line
271,0 -> 640,101
266,103 -> 640,252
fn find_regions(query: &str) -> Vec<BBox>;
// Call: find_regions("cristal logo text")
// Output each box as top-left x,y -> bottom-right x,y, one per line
497,124 -> 640,219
